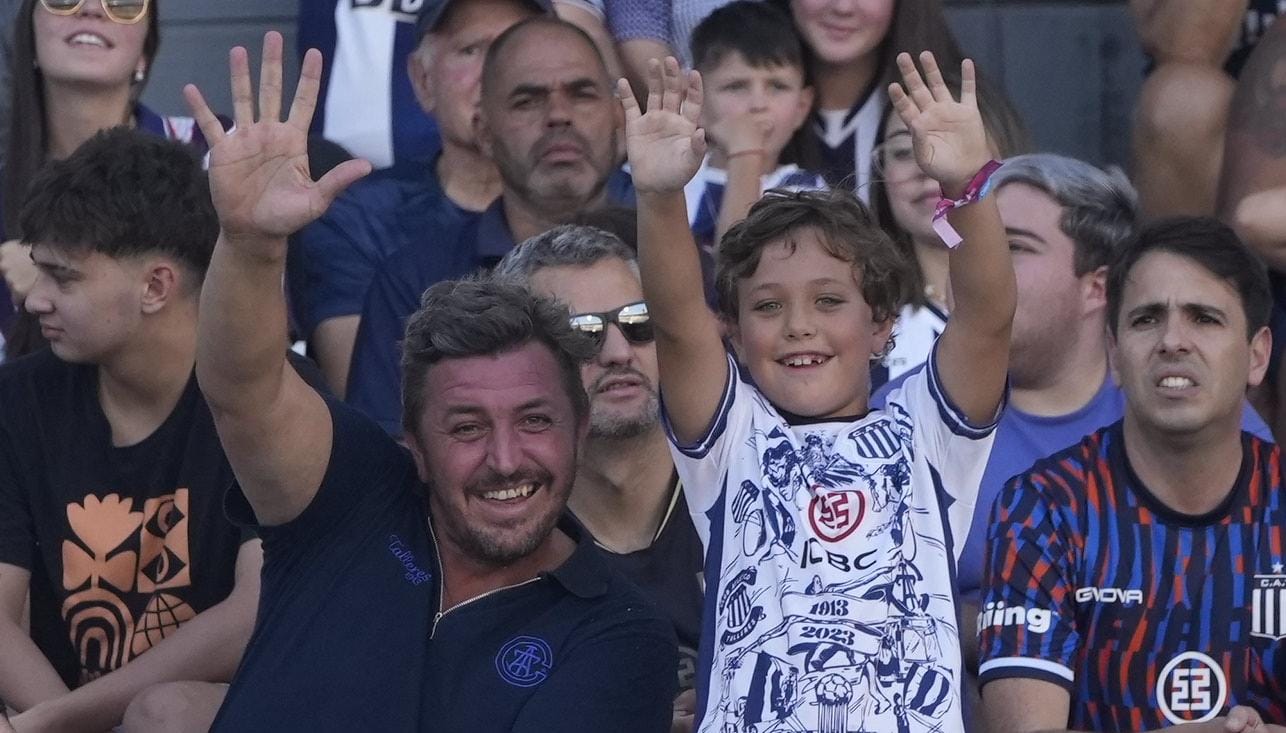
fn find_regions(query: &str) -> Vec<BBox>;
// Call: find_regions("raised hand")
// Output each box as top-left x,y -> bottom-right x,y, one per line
183,32 -> 371,248
888,52 -> 990,196
618,57 -> 707,194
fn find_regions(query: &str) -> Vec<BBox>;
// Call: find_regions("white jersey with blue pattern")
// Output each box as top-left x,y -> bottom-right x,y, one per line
669,350 -> 997,733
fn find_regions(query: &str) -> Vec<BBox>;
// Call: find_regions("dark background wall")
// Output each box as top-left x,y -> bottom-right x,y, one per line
140,1 -> 1145,169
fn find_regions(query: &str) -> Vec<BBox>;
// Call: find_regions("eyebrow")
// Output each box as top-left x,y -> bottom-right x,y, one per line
1004,226 -> 1047,244
510,78 -> 601,97
745,277 -> 848,295
32,258 -> 78,278
1125,302 -> 1229,322
440,397 -> 555,418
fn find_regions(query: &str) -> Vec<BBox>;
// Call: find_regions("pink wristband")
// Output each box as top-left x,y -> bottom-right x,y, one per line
931,160 -> 1003,248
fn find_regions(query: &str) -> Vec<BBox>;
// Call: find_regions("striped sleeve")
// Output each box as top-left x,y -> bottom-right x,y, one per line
978,467 -> 1080,690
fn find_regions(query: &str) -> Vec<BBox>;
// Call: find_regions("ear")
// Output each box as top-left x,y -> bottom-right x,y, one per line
870,315 -> 895,359
1247,325 -> 1273,389
140,260 -> 180,315
793,84 -> 815,130
1081,266 -> 1108,317
1105,323 -> 1121,386
474,106 -> 494,159
407,42 -> 437,115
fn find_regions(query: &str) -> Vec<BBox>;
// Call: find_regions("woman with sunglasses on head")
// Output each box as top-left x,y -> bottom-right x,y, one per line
0,0 -> 223,361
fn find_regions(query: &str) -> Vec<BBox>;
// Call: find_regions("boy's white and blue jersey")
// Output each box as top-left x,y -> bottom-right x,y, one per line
667,349 -> 998,733
682,158 -> 827,245
300,0 -> 438,168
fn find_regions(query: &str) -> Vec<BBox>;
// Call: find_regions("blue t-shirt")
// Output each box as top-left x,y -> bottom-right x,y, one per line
874,370 -> 1275,601
286,153 -> 473,338
347,173 -> 636,434
212,397 -> 676,731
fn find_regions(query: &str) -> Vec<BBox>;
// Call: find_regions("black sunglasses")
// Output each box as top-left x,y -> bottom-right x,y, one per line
568,301 -> 654,348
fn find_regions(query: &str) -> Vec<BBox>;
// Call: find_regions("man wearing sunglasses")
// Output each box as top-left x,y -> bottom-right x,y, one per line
495,226 -> 706,727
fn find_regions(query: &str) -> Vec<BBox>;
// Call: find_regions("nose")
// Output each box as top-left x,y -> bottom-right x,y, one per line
24,273 -> 54,315
595,323 -> 635,366
485,422 -> 524,477
546,90 -> 573,127
783,303 -> 816,340
749,84 -> 769,113
1158,313 -> 1191,355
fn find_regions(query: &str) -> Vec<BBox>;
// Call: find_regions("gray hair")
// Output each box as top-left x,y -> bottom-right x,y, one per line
400,277 -> 597,438
992,153 -> 1139,275
493,224 -> 637,281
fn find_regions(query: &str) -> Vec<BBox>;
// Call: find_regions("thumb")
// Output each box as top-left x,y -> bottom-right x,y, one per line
315,158 -> 372,207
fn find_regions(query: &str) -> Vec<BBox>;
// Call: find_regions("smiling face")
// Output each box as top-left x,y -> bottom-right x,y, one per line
731,228 -> 892,418
789,0 -> 894,69
477,22 -> 620,213
700,52 -> 813,166
412,0 -> 538,151
25,243 -> 149,364
527,258 -> 661,441
33,0 -> 150,89
1109,251 -> 1270,438
409,341 -> 582,567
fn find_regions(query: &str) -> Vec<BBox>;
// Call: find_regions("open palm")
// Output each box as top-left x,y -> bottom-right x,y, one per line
184,32 -> 370,247
620,57 -> 707,194
888,52 -> 990,194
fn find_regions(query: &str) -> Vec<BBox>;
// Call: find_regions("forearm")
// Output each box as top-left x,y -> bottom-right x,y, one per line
18,574 -> 257,732
637,191 -> 719,339
196,234 -> 293,416
0,622 -> 68,711
945,199 -> 1015,341
714,153 -> 764,245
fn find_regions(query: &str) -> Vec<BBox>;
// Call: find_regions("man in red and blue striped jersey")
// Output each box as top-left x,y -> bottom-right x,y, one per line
979,217 -> 1286,732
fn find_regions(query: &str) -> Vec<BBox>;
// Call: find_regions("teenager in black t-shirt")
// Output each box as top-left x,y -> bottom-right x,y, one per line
189,31 -> 675,731
0,130 -> 260,731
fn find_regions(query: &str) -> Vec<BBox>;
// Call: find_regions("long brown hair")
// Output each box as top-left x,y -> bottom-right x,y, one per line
4,0 -> 161,236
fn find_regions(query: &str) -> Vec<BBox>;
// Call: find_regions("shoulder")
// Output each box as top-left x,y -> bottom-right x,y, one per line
0,348 -> 72,397
1003,427 -> 1113,513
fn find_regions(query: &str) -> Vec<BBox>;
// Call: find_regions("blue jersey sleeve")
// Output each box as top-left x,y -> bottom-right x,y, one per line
346,248 -> 423,435
978,470 -> 1081,691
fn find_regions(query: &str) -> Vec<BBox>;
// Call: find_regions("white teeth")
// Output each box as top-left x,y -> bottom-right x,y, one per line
783,355 -> 824,367
1159,376 -> 1194,389
70,33 -> 107,47
481,483 -> 536,501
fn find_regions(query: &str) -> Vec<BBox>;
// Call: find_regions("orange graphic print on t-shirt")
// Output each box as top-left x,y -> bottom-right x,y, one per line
60,489 -> 196,683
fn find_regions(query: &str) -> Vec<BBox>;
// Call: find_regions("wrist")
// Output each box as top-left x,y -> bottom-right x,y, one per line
939,158 -> 996,199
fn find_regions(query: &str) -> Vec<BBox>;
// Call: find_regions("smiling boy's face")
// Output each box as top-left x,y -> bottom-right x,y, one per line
699,52 -> 813,168
730,227 -> 892,419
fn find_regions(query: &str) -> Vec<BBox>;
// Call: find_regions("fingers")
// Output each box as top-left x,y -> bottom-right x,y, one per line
895,52 -> 934,113
690,127 -> 708,159
258,31 -> 284,123
1225,706 -> 1264,732
645,58 -> 662,115
183,83 -> 227,146
661,56 -> 683,113
289,48 -> 324,133
887,81 -> 916,128
959,58 -> 977,108
316,158 -> 373,207
681,69 -> 703,125
918,51 -> 951,103
229,46 -> 254,130
617,77 -> 642,126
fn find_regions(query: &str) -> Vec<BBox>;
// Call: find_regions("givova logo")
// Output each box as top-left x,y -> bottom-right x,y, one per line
977,601 -> 1053,634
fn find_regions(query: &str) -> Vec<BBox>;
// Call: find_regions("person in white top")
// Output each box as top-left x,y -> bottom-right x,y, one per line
620,49 -> 1015,733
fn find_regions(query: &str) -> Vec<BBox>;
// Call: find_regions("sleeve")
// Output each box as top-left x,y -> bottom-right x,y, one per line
345,249 -> 424,435
510,604 -> 677,733
884,341 -> 1003,550
224,396 -> 414,553
0,413 -> 34,571
604,0 -> 671,43
1241,399 -> 1274,442
976,471 -> 1080,691
287,190 -> 380,337
660,352 -> 747,514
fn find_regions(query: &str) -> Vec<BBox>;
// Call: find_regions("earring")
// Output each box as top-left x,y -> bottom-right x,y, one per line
133,68 -> 145,83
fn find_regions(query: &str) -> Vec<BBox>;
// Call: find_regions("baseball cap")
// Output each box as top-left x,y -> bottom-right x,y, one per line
415,0 -> 554,37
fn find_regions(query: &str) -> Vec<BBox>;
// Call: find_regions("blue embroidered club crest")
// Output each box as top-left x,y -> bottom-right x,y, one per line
495,636 -> 553,688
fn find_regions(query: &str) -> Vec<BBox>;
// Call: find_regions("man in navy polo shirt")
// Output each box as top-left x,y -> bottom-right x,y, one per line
185,32 -> 675,731
288,0 -> 551,395
347,15 -> 634,435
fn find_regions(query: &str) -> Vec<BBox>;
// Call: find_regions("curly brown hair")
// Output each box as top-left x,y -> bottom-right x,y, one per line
715,188 -> 913,325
